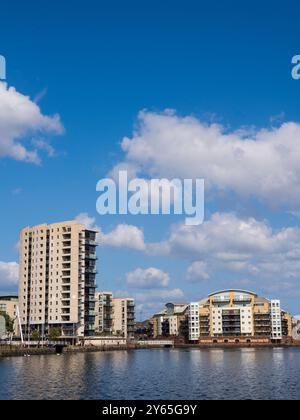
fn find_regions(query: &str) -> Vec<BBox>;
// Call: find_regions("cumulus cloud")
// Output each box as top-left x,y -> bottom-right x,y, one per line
0,82 -> 63,163
76,213 -> 146,252
187,261 -> 210,282
0,262 -> 19,288
101,224 -> 146,251
134,288 -> 185,303
126,267 -> 170,289
148,212 -> 300,282
100,211 -> 300,284
76,213 -> 99,231
112,110 -> 300,211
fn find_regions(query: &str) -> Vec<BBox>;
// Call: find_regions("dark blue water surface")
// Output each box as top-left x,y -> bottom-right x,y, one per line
0,348 -> 300,400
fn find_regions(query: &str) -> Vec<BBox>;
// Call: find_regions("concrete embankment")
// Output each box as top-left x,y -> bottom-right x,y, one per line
0,347 -> 56,358
0,345 -> 131,358
1,342 -> 300,358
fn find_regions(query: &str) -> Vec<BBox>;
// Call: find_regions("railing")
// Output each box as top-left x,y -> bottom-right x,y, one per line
212,298 -> 230,304
85,239 -> 97,246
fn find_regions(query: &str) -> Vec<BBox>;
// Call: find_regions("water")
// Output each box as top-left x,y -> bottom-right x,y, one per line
0,348 -> 300,400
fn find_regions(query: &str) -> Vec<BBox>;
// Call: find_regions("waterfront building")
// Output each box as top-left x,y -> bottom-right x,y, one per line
0,296 -> 19,335
134,320 -> 154,339
112,298 -> 135,339
18,221 -> 98,339
189,290 -> 293,343
0,296 -> 18,320
94,292 -> 113,335
0,315 -> 6,337
152,303 -> 189,339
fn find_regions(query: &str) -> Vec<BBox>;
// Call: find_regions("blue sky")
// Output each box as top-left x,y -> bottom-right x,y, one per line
1,0 -> 300,319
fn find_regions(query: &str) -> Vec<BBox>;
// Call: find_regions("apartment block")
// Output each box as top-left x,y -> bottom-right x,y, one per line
112,298 -> 135,339
270,300 -> 283,340
0,296 -> 19,335
152,303 -> 189,339
18,221 -> 98,339
0,296 -> 18,321
94,292 -> 113,335
189,289 -> 293,343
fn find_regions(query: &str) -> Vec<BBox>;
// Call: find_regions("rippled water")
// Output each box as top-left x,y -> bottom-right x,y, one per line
0,348 -> 300,400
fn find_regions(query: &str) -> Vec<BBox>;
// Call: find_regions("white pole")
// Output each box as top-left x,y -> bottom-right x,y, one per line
16,306 -> 24,345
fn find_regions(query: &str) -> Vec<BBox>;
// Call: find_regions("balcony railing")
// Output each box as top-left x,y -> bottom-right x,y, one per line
85,268 -> 97,274
233,297 -> 252,303
85,253 -> 97,260
212,298 -> 230,304
85,239 -> 97,246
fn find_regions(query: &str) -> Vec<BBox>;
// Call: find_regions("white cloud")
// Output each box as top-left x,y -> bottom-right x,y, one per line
187,261 -> 210,282
100,224 -> 146,252
135,288 -> 185,303
76,213 -> 99,231
148,212 -> 300,283
126,267 -> 170,289
150,212 -> 299,258
102,211 -> 300,285
77,211 -> 300,289
76,213 -> 146,252
32,139 -> 55,157
113,110 -> 300,210
0,262 -> 19,287
0,82 -> 63,163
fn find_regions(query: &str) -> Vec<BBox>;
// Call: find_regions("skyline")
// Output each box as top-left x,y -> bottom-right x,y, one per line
1,0 -> 300,320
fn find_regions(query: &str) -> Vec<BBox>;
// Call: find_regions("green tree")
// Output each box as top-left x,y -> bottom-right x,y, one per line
31,330 -> 41,347
49,328 -> 61,342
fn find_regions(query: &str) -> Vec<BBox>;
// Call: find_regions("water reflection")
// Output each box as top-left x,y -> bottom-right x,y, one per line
0,348 -> 300,400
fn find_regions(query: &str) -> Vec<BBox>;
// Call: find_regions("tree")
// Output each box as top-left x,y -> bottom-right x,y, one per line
31,330 -> 41,347
0,311 -> 14,347
49,328 -> 61,342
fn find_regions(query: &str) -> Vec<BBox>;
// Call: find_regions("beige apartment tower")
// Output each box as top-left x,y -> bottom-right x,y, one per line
19,221 -> 98,339
112,298 -> 135,339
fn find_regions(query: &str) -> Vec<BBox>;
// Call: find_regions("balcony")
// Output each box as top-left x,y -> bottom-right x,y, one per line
85,325 -> 95,331
62,279 -> 71,285
85,253 -> 97,260
62,271 -> 71,277
85,239 -> 97,246
62,264 -> 71,269
85,310 -> 95,317
62,309 -> 70,315
85,268 -> 97,275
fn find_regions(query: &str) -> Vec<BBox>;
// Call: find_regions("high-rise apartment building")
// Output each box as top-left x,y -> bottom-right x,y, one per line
19,221 -> 98,339
189,289 -> 293,343
94,292 -> 113,335
112,298 -> 135,339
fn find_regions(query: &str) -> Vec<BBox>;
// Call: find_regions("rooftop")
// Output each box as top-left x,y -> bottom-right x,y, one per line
208,289 -> 258,298
0,296 -> 18,301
